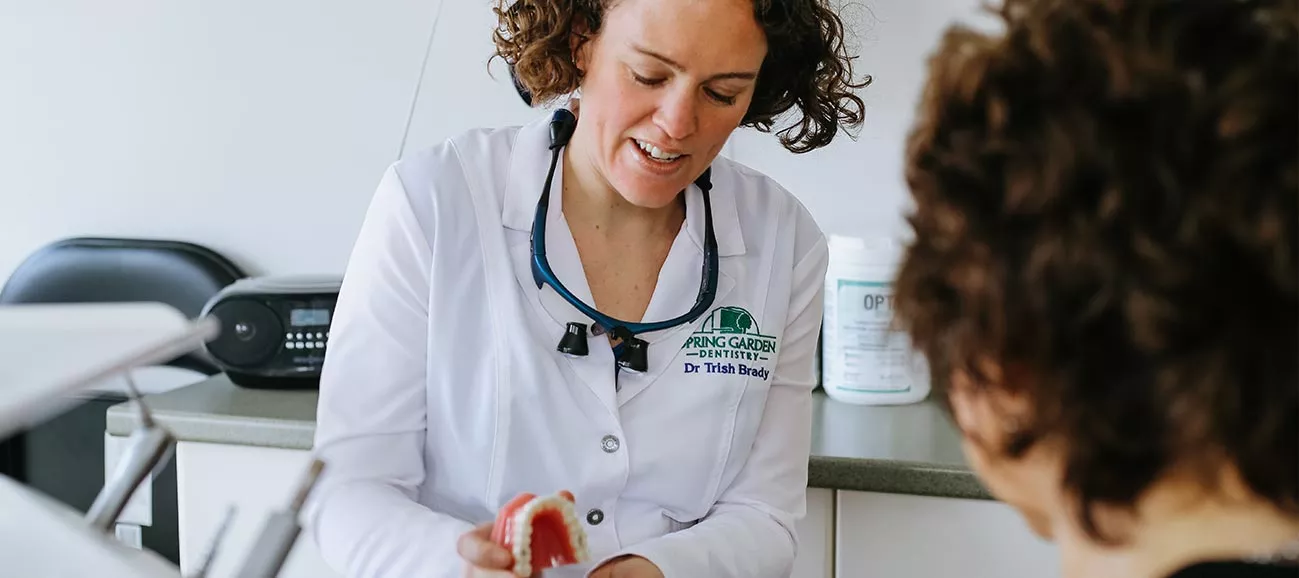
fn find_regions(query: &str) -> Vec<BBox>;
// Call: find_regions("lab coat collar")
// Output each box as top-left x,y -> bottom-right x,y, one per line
501,111 -> 746,258
501,113 -> 745,411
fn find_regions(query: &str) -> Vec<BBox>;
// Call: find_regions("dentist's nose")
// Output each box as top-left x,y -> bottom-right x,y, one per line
653,89 -> 698,142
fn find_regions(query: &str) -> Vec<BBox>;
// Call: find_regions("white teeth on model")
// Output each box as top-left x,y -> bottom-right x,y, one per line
635,139 -> 682,161
509,495 -> 591,577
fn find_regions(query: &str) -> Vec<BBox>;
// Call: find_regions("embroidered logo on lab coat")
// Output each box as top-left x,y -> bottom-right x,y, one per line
680,306 -> 776,380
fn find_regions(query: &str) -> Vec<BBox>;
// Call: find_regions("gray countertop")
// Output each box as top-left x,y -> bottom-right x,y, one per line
107,375 -> 989,500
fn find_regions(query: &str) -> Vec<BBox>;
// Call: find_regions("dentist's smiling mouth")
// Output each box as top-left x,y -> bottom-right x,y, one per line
633,138 -> 685,163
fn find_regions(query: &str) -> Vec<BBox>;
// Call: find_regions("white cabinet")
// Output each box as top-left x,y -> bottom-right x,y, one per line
835,490 -> 1059,578
173,442 -> 338,578
135,440 -> 1058,578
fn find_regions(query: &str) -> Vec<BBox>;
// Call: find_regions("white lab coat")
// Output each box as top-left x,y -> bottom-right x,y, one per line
305,110 -> 829,578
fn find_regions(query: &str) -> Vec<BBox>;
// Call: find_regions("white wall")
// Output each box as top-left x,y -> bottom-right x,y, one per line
726,0 -> 1000,238
0,0 -> 996,289
0,0 -> 444,282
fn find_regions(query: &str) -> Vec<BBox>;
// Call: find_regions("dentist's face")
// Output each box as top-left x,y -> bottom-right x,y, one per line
571,0 -> 767,209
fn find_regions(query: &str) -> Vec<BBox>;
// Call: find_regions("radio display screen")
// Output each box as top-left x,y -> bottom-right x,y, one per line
290,308 -> 331,327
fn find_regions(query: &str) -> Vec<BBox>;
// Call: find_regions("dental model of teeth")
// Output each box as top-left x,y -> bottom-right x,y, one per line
490,490 -> 591,577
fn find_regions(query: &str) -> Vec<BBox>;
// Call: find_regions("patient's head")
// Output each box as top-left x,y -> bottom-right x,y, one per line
893,0 -> 1297,570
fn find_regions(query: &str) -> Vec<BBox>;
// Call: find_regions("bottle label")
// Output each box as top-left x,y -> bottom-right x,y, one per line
824,279 -> 924,393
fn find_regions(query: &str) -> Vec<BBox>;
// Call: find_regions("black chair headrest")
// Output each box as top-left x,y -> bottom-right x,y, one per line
0,237 -> 248,374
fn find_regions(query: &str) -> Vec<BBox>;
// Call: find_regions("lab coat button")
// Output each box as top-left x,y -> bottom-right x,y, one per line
586,508 -> 604,525
600,435 -> 620,453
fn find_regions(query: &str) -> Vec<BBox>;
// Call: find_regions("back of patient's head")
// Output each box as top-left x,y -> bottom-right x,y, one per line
892,0 -> 1297,544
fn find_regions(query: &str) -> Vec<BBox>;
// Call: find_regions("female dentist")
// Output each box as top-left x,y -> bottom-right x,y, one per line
306,0 -> 869,576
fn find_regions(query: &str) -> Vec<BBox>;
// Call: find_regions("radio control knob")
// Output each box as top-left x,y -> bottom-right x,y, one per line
205,300 -> 283,368
233,322 -> 256,342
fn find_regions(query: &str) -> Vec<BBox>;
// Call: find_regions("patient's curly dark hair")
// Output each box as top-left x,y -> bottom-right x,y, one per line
893,0 -> 1298,544
490,0 -> 871,154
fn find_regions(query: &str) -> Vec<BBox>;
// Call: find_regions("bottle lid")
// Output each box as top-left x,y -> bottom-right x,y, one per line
828,234 -> 904,268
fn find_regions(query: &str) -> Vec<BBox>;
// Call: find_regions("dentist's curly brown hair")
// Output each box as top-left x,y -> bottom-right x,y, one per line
490,0 -> 871,154
893,0 -> 1297,544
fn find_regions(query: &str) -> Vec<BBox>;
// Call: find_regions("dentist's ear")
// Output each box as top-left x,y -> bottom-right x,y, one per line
570,18 -> 591,73
508,63 -> 533,106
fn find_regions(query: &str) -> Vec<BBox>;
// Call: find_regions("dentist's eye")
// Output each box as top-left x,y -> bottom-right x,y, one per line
706,89 -> 737,106
631,71 -> 665,86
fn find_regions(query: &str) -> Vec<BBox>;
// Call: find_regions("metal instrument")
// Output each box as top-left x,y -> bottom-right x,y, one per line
0,302 -> 329,578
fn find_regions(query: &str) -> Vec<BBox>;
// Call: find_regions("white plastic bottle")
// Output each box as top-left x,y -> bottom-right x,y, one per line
821,235 -> 931,405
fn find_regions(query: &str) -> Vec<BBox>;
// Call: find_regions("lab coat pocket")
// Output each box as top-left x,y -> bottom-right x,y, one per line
707,365 -> 780,513
667,369 -> 775,522
664,512 -> 701,534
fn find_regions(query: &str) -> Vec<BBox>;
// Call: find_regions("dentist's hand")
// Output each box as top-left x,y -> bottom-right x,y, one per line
458,522 -> 538,578
588,555 -> 664,578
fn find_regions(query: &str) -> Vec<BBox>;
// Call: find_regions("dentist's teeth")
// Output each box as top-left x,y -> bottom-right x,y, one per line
635,139 -> 682,161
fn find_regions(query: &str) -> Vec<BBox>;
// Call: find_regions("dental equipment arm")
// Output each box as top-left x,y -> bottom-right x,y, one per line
234,458 -> 327,578
85,371 -> 176,532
